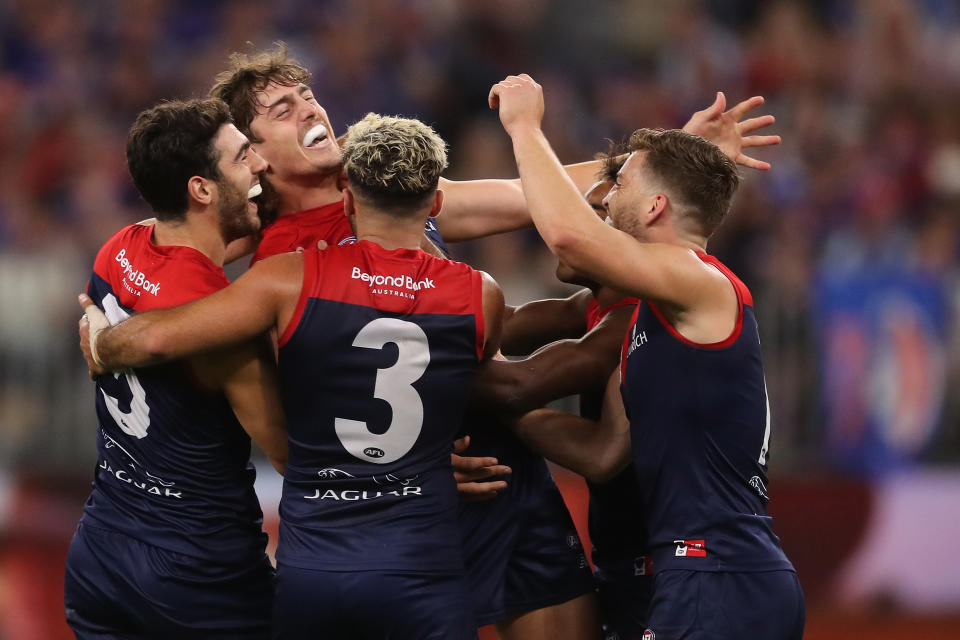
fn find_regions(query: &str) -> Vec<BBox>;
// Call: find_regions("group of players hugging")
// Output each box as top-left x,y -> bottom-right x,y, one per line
68,45 -> 804,640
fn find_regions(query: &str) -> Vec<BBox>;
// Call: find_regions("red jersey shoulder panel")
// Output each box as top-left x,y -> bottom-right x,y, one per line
251,200 -> 354,266
585,295 -> 640,332
92,224 -> 229,312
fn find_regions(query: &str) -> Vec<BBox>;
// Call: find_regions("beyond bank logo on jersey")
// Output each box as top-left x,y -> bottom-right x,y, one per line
114,248 -> 161,296
351,266 -> 436,300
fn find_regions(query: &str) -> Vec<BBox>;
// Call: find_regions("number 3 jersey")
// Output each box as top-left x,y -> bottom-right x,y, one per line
275,240 -> 485,573
82,223 -> 267,563
620,253 -> 794,574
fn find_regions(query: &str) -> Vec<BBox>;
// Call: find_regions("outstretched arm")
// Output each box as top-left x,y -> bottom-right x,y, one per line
512,370 -> 631,483
79,252 -> 303,371
500,288 -> 593,356
437,91 -> 777,243
473,302 -> 634,415
489,75 -> 734,327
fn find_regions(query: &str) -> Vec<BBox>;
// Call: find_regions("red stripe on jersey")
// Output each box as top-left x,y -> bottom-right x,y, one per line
644,253 -> 750,349
473,272 -> 485,360
278,249 -> 319,348
251,201 -> 353,266
585,295 -> 640,332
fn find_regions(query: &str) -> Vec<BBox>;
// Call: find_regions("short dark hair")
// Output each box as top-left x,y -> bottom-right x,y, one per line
209,42 -> 310,141
596,139 -> 629,184
628,128 -> 740,236
126,98 -> 233,221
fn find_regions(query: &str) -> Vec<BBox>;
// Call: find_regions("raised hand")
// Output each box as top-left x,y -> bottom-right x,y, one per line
488,74 -> 545,136
683,92 -> 780,171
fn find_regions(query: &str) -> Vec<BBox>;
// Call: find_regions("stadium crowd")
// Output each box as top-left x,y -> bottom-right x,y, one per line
1,0 -> 959,485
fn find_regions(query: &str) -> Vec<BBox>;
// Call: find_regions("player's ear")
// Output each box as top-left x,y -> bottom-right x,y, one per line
646,193 -> 667,226
337,171 -> 349,192
429,189 -> 443,218
343,186 -> 356,217
187,176 -> 213,206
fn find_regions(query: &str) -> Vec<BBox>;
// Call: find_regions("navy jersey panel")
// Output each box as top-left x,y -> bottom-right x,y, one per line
276,242 -> 483,572
273,563 -> 476,640
423,216 -> 451,258
65,522 -> 273,639
620,253 -> 793,574
645,570 -> 805,640
81,224 -> 266,563
458,422 -> 594,625
582,296 -> 652,637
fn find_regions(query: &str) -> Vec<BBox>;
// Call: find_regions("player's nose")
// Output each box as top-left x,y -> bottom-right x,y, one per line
249,148 -> 268,173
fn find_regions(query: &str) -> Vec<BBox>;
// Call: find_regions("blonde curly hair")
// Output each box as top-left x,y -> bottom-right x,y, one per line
341,113 -> 448,213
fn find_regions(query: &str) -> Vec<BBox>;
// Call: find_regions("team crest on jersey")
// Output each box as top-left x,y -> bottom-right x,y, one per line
642,630 -> 655,640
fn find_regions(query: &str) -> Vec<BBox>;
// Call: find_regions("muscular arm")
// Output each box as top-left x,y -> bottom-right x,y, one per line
512,370 -> 631,483
435,160 -> 607,242
499,288 -> 592,356
190,337 -> 288,474
473,303 -> 633,415
480,271 -> 505,360
84,252 -> 303,369
491,77 -> 734,335
438,91 -> 778,243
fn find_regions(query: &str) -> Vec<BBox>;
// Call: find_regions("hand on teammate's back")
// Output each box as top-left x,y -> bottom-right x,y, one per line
452,435 -> 512,502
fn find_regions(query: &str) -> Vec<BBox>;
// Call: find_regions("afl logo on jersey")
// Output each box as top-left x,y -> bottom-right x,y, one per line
363,447 -> 385,459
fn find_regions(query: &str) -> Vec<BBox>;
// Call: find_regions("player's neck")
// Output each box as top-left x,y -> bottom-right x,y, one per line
594,286 -> 625,308
355,213 -> 424,251
274,172 -> 343,216
152,216 -> 226,266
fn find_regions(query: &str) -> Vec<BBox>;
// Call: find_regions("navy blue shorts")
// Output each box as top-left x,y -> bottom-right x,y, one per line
273,564 -> 477,639
643,569 -> 805,640
458,452 -> 595,625
594,557 -> 654,640
63,522 -> 274,639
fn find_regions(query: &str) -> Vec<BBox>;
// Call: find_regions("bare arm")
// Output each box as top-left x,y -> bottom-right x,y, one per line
480,271 -> 505,361
489,75 -> 734,334
191,337 -> 288,474
435,159 -> 603,243
500,288 -> 592,356
437,91 -> 777,244
473,302 -> 633,415
81,252 -> 303,370
512,370 -> 631,483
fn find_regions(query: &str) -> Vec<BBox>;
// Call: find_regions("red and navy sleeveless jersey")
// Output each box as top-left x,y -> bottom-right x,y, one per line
83,224 -> 266,563
251,199 -> 450,264
619,253 -> 793,574
581,296 -> 650,574
275,240 -> 484,572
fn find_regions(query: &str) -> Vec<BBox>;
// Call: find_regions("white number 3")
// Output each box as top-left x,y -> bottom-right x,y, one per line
98,293 -> 151,439
336,318 -> 430,464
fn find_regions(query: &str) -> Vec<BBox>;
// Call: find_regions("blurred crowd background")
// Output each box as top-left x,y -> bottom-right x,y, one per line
1,0 -> 959,637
